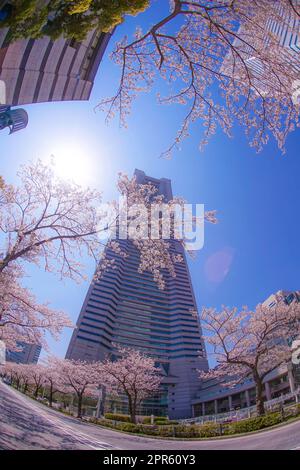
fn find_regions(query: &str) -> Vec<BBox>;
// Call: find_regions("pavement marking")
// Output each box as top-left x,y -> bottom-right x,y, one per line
3,384 -> 119,450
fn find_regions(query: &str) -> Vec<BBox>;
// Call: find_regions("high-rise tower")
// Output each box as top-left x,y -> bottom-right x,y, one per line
6,342 -> 41,364
66,170 -> 208,419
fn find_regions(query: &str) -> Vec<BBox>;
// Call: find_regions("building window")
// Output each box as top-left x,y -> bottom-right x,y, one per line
69,39 -> 80,50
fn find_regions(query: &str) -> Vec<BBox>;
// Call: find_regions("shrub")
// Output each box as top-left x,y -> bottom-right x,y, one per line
157,425 -> 175,437
155,419 -> 178,425
142,416 -> 172,424
104,413 -> 131,423
57,407 -> 72,416
138,425 -> 160,436
92,409 -> 295,438
173,425 -> 196,438
142,416 -> 152,424
90,418 -> 116,428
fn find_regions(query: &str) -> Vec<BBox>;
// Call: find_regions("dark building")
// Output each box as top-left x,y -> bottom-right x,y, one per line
66,170 -> 208,419
6,342 -> 41,364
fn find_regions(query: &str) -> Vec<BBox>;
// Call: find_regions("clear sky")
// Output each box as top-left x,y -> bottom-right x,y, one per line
1,1 -> 299,363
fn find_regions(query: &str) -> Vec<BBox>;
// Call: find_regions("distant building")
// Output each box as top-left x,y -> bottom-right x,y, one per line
0,23 -> 112,105
263,290 -> 300,309
66,169 -> 208,419
0,105 -> 28,133
6,342 -> 41,364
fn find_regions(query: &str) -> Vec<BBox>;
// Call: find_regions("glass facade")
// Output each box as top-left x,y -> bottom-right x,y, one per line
6,342 -> 41,364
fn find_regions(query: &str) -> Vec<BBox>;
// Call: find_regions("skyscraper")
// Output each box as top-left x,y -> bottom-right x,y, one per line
0,24 -> 111,105
221,1 -> 300,88
66,170 -> 208,419
6,342 -> 41,364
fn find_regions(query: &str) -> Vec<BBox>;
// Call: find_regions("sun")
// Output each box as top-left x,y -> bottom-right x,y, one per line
49,142 -> 93,186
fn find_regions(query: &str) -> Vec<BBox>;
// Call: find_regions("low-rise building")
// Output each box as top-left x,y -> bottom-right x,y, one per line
0,12 -> 111,105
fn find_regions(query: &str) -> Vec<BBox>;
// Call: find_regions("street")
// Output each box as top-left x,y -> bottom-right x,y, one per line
1,381 -> 300,450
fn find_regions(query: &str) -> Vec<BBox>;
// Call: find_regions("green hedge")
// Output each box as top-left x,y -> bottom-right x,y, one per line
102,414 -> 179,425
196,423 -> 220,438
224,412 -> 282,435
91,409 -> 300,439
152,420 -> 178,426
116,422 -> 140,433
90,418 -> 115,428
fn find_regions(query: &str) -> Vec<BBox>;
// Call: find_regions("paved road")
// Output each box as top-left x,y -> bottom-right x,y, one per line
1,381 -> 300,450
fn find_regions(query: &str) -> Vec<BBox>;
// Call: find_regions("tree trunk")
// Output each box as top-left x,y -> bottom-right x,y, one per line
253,372 -> 265,416
49,383 -> 53,407
77,394 -> 83,418
34,385 -> 40,398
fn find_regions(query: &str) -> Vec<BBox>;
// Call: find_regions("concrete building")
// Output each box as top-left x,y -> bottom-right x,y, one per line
191,291 -> 300,418
6,342 -> 41,364
66,169 -> 208,419
221,2 -> 300,88
0,21 -> 111,105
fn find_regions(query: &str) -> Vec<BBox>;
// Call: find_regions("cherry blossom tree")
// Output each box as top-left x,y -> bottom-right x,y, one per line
0,162 -> 216,356
0,265 -> 73,352
100,346 -> 162,423
1,362 -> 46,396
1,362 -> 24,390
114,173 -> 217,289
0,161 -> 216,292
19,364 -> 32,393
200,300 -> 300,416
0,165 -> 161,348
0,161 -> 107,280
27,364 -> 47,398
98,0 -> 300,157
54,358 -> 101,418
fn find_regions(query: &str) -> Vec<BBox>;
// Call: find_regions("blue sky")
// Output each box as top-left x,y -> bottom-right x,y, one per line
1,1 -> 299,363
